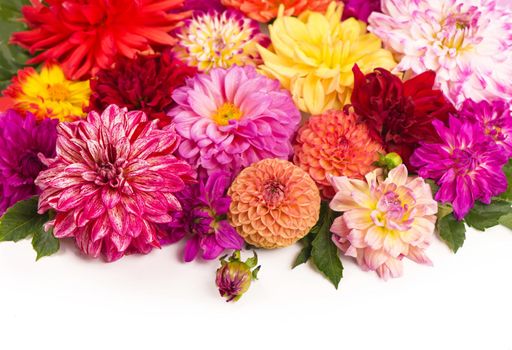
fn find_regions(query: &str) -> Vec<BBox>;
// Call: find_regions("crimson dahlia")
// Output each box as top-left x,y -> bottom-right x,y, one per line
88,52 -> 197,127
351,65 -> 455,167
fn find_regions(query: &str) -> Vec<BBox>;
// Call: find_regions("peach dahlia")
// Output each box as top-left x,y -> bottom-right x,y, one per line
228,159 -> 321,249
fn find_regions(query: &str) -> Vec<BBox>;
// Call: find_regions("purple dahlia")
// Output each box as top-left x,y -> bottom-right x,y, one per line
411,117 -> 508,219
0,110 -> 57,215
165,170 -> 244,261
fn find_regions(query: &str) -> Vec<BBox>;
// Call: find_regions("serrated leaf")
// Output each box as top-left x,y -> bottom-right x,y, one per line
437,213 -> 466,253
311,203 -> 343,289
0,197 -> 45,242
464,199 -> 511,231
498,159 -> 512,201
499,213 -> 512,230
32,226 -> 59,260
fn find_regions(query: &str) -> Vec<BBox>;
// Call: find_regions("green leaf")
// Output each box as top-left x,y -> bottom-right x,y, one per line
0,196 -> 59,260
464,199 -> 511,231
311,203 -> 343,289
0,197 -> 45,242
437,213 -> 466,253
32,226 -> 59,260
499,213 -> 512,230
499,159 -> 512,201
0,0 -> 31,90
292,230 -> 316,268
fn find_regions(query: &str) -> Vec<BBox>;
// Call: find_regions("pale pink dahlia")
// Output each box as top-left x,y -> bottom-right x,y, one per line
368,0 -> 512,106
329,165 -> 438,280
35,105 -> 195,262
169,65 -> 301,174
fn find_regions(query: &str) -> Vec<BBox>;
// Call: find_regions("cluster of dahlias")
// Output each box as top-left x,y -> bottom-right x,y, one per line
0,0 -> 511,301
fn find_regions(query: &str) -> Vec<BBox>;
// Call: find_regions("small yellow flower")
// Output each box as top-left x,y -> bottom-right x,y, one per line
4,64 -> 90,121
257,2 -> 396,114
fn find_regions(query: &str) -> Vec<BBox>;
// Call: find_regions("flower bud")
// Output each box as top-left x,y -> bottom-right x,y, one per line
215,251 -> 260,302
376,152 -> 403,170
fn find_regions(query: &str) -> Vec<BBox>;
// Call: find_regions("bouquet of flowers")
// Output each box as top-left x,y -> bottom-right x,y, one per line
1,0 -> 511,302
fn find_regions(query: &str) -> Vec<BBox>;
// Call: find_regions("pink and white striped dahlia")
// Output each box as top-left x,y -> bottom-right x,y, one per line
35,105 -> 195,262
169,65 -> 301,174
368,0 -> 512,106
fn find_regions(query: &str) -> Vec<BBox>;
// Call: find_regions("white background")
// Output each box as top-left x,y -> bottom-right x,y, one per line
0,225 -> 511,350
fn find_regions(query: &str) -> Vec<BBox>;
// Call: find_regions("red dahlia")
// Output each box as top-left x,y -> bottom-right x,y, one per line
11,0 -> 190,80
88,51 -> 197,126
351,65 -> 455,167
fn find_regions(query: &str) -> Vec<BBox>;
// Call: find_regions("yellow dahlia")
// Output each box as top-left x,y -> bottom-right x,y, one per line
228,159 -> 321,249
3,64 -> 90,121
257,2 -> 396,114
294,110 -> 384,199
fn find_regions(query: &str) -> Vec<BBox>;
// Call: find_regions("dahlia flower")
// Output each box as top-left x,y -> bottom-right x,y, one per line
11,0 -> 190,80
368,0 -> 512,106
35,105 -> 195,261
3,64 -> 90,121
258,2 -> 396,114
350,65 -> 455,166
458,99 -> 512,157
173,11 -> 268,72
411,117 -> 508,220
0,110 -> 57,215
293,110 -> 383,199
88,51 -> 197,126
169,65 -> 300,174
228,159 -> 321,249
329,165 -> 438,280
165,171 -> 244,262
342,0 -> 380,22
221,0 -> 331,23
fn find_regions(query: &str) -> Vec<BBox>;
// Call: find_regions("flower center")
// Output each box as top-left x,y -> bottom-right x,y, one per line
452,148 -> 478,173
94,144 -> 125,187
47,83 -> 71,101
190,206 -> 217,235
262,180 -> 285,208
436,10 -> 481,53
372,189 -> 415,231
212,103 -> 242,126
19,150 -> 43,179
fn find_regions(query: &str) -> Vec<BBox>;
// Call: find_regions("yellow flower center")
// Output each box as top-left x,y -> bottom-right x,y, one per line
47,83 -> 71,101
212,103 -> 242,126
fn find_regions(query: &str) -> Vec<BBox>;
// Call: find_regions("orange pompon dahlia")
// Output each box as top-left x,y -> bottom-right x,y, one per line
221,0 -> 331,23
11,0 -> 190,80
293,110 -> 384,199
228,159 -> 321,249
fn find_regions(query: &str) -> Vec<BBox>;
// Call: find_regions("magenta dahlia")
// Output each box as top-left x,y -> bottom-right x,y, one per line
458,99 -> 512,157
35,105 -> 195,261
0,110 -> 57,215
411,117 -> 508,220
168,65 -> 301,174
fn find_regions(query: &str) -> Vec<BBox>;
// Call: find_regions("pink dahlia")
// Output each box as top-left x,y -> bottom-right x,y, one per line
169,65 -> 301,174
35,105 -> 195,261
329,165 -> 438,280
368,0 -> 512,106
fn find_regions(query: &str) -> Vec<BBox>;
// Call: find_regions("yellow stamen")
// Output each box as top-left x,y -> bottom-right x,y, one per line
212,103 -> 242,126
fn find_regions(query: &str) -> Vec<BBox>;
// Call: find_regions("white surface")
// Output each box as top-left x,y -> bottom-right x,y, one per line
0,226 -> 511,350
